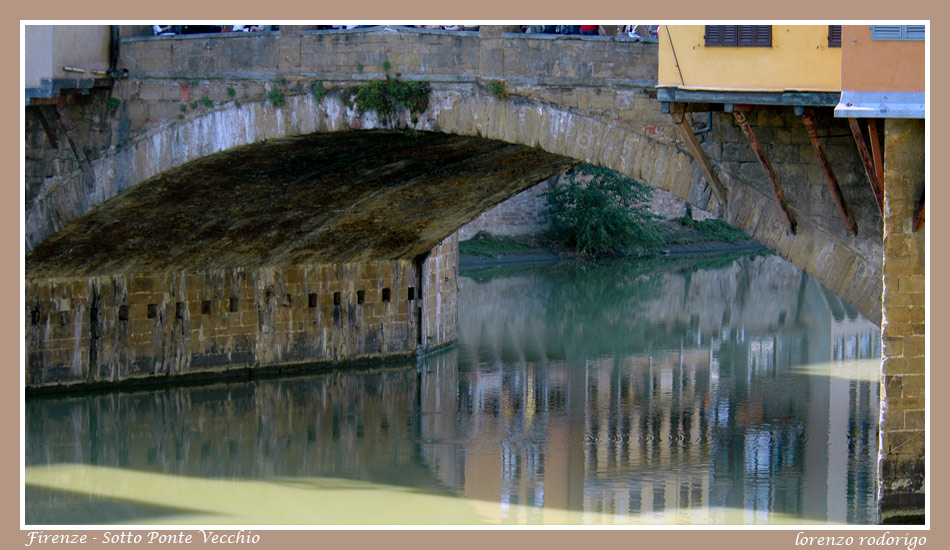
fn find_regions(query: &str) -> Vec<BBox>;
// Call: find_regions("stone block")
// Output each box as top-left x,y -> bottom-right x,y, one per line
904,410 -> 925,430
903,335 -> 925,358
883,320 -> 913,338
894,372 -> 924,397
881,430 -> 925,456
882,337 -> 903,356
882,305 -> 910,324
880,411 -> 904,431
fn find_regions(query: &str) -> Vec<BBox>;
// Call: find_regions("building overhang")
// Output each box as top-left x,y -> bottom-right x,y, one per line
24,77 -> 114,106
834,91 -> 925,119
657,87 -> 841,113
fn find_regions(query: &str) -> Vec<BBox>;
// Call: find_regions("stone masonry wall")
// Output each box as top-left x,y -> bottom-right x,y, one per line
878,118 -> 925,523
421,233 -> 459,352
25,254 -> 462,391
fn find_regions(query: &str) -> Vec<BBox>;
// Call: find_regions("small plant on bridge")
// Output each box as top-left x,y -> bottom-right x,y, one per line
486,79 -> 507,99
227,87 -> 236,98
543,164 -> 663,258
382,59 -> 391,72
268,87 -> 286,107
341,78 -> 431,124
200,96 -> 214,108
310,80 -> 327,102
106,98 -> 121,114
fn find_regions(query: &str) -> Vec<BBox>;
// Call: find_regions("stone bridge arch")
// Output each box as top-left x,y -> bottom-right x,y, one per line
26,26 -> 882,324
27,83 -> 880,323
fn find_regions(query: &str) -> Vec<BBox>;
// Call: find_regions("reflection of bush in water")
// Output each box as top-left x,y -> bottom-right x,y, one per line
462,251 -> 769,358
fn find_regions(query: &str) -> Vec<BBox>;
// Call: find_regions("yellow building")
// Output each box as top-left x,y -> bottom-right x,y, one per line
658,25 -> 842,99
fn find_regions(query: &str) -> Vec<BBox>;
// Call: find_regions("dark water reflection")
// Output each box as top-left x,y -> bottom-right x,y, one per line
25,253 -> 880,525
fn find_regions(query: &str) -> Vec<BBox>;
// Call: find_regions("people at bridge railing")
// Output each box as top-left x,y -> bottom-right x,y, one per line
152,25 -> 178,35
519,25 -> 659,38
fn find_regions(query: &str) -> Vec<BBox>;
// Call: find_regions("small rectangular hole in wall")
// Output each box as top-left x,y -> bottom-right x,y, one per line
175,302 -> 184,320
284,294 -> 292,307
118,305 -> 129,321
382,288 -> 391,303
60,311 -> 69,326
333,292 -> 341,306
229,297 -> 239,313
408,287 -> 415,301
31,306 -> 41,326
308,293 -> 318,308
147,304 -> 157,318
357,290 -> 365,305
201,300 -> 212,315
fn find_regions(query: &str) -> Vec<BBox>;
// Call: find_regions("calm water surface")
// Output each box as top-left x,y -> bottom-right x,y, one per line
25,253 -> 880,525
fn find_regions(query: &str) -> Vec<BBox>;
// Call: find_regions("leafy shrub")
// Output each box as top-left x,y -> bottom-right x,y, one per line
543,164 -> 663,257
486,80 -> 507,99
342,78 -> 430,124
310,80 -> 327,102
267,87 -> 285,107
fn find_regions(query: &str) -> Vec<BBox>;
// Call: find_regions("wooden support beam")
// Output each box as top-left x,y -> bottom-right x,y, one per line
914,189 -> 925,232
733,110 -> 797,234
670,103 -> 728,205
868,119 -> 885,183
54,103 -> 96,187
848,118 -> 885,215
30,106 -> 58,149
29,93 -> 94,106
867,118 -> 886,210
801,108 -> 858,236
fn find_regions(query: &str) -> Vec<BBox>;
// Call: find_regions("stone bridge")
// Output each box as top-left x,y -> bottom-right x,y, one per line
25,25 -> 886,390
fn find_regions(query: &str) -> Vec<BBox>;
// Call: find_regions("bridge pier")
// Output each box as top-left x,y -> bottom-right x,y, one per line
25,235 -> 459,393
878,118 -> 925,523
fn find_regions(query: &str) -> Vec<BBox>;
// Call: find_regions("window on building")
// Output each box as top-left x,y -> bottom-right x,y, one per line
871,25 -> 925,41
705,25 -> 771,47
828,25 -> 842,47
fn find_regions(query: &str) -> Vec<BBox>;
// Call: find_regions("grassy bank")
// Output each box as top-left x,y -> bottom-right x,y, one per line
460,215 -> 761,263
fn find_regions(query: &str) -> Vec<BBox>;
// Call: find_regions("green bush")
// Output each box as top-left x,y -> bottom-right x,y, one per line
342,78 -> 430,124
310,80 -> 327,102
542,164 -> 663,257
267,88 -> 285,107
486,80 -> 507,99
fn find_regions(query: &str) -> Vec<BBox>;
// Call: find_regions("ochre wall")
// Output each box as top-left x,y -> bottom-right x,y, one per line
841,26 -> 925,93
658,25 -> 841,92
